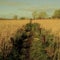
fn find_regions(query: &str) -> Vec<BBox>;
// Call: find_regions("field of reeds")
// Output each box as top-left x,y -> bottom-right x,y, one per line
0,19 -> 60,60
0,19 -> 60,43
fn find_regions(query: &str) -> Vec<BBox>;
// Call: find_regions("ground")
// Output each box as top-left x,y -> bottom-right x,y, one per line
0,19 -> 60,43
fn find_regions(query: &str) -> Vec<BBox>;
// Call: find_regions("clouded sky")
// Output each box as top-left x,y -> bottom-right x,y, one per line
0,0 -> 60,18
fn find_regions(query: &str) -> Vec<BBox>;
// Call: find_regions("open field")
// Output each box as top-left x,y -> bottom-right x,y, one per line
0,19 -> 60,43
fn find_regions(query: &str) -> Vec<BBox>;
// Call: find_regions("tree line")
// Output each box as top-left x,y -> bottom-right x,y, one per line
13,9 -> 60,20
32,9 -> 60,19
0,9 -> 60,20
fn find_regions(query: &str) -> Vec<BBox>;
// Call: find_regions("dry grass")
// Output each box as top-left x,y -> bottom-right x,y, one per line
0,19 -> 60,43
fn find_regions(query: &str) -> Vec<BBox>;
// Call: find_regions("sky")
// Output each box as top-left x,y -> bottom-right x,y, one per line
0,0 -> 60,18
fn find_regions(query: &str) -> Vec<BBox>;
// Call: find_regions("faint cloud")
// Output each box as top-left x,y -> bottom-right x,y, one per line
18,7 -> 52,12
0,1 -> 27,6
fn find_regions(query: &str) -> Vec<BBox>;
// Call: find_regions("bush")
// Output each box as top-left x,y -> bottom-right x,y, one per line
1,23 -> 58,60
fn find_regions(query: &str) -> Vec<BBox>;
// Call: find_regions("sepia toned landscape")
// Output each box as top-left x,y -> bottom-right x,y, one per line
0,19 -> 60,60
0,0 -> 60,60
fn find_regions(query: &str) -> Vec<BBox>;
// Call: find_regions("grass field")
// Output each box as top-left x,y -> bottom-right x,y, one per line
0,19 -> 60,43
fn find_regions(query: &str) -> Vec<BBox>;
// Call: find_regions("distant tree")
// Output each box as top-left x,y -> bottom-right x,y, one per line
52,9 -> 60,18
32,11 -> 38,19
13,15 -> 18,20
20,17 -> 26,20
32,11 -> 48,19
37,11 -> 48,19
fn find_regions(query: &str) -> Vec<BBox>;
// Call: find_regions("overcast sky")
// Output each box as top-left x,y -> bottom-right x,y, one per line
0,0 -> 60,18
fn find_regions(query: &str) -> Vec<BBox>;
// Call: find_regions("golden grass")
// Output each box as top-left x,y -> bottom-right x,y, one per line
0,19 -> 60,43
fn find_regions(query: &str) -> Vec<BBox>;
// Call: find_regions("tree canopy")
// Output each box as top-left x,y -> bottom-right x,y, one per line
52,9 -> 60,18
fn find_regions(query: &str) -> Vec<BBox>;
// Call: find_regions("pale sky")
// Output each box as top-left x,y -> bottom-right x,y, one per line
0,0 -> 60,18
